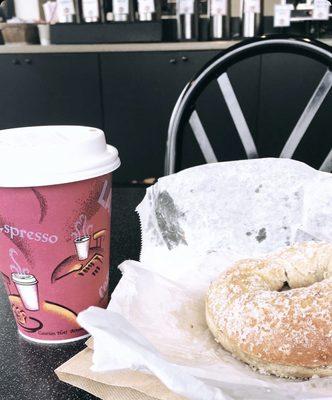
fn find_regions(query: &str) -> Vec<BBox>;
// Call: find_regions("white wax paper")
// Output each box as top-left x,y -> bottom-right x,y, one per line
78,158 -> 332,400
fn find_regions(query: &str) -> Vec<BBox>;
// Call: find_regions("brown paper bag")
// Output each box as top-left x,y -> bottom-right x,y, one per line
55,345 -> 185,400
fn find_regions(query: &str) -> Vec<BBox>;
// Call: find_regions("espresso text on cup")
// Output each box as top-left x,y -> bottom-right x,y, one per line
0,225 -> 58,244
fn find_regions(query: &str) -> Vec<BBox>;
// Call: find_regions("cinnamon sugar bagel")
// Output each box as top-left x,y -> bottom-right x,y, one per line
206,241 -> 332,379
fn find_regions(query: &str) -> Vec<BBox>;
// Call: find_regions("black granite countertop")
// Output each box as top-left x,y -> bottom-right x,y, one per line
0,186 -> 145,400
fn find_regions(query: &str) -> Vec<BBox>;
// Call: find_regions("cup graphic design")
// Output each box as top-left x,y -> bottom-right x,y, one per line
0,126 -> 120,343
72,213 -> 93,261
11,273 -> 39,311
74,235 -> 91,260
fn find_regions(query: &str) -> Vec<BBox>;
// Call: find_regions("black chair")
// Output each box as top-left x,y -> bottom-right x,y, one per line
164,35 -> 332,175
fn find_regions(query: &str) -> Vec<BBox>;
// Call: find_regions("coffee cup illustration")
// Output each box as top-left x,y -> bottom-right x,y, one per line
11,273 -> 39,311
74,235 -> 90,260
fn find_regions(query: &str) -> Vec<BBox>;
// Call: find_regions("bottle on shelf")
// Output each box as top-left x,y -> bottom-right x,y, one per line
176,0 -> 199,40
111,0 -> 133,21
57,0 -> 77,22
271,0 -> 332,37
81,0 -> 101,22
272,0 -> 293,32
241,0 -> 263,37
312,0 -> 332,38
137,0 -> 154,20
209,0 -> 230,39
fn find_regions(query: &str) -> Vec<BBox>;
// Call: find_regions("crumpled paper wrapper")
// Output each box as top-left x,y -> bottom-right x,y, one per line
63,158 -> 332,400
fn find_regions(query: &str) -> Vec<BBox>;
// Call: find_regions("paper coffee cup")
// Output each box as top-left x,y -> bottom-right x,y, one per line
11,273 -> 39,311
37,24 -> 51,46
74,235 -> 91,261
0,126 -> 120,343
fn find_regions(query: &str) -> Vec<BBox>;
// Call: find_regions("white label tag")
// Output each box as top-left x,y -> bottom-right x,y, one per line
138,0 -> 155,14
112,0 -> 129,14
178,0 -> 194,15
211,0 -> 227,16
244,0 -> 260,13
273,4 -> 292,27
57,0 -> 75,15
313,0 -> 330,20
82,0 -> 100,18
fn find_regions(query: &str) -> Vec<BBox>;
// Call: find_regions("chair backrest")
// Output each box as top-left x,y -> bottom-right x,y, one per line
164,35 -> 332,175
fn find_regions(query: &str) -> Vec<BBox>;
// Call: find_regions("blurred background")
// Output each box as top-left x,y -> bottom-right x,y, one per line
0,0 -> 331,184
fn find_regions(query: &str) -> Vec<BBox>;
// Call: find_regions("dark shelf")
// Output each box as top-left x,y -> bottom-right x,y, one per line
50,21 -> 162,44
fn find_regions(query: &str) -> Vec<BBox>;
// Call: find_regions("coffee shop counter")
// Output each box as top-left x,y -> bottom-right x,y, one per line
0,185 -> 145,400
0,38 -> 330,54
0,40 -> 239,54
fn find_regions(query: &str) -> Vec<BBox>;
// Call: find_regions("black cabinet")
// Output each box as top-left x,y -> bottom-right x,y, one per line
100,50 -> 219,183
0,48 -> 329,183
0,53 -> 103,130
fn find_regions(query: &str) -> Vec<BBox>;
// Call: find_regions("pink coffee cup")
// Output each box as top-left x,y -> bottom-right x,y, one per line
0,126 -> 120,343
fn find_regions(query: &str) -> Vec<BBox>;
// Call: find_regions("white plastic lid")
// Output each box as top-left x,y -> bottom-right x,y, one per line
11,273 -> 38,285
0,126 -> 120,187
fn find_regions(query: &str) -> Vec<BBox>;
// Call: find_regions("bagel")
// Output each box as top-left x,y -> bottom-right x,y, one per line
206,241 -> 332,379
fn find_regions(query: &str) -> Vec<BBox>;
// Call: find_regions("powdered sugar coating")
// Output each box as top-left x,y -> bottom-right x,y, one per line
206,242 -> 332,371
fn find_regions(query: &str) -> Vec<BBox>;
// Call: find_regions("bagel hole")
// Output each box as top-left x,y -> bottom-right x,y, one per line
279,281 -> 292,292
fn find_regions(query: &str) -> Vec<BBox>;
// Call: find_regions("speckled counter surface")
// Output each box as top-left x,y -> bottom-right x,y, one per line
0,39 -> 330,54
0,41 -> 238,54
0,186 -> 145,400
